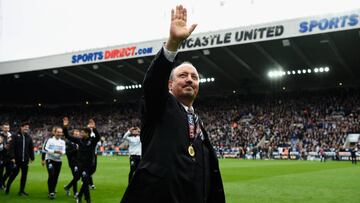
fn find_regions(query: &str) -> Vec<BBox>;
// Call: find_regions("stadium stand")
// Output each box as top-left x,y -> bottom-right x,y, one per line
1,88 -> 359,160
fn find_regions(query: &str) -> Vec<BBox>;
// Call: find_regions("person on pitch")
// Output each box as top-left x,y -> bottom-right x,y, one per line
0,122 -> 12,190
121,5 -> 225,203
64,129 -> 80,198
122,127 -> 141,184
63,117 -> 100,203
44,126 -> 66,199
5,122 -> 34,196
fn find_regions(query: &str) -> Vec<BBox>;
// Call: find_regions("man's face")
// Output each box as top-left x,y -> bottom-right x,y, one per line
168,63 -> 199,102
21,125 -> 30,134
73,129 -> 80,138
131,128 -> 140,136
54,128 -> 63,139
80,130 -> 89,139
2,125 -> 10,133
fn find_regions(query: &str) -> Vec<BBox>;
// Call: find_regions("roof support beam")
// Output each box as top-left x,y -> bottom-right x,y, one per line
222,47 -> 265,82
288,39 -> 314,68
99,64 -> 138,85
199,53 -> 239,86
79,66 -> 119,86
122,61 -> 146,77
253,43 -> 284,69
62,70 -> 114,95
322,33 -> 354,76
44,72 -> 102,98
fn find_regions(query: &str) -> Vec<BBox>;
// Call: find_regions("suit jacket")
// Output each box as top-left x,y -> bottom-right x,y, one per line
121,48 -> 225,203
9,132 -> 34,164
65,139 -> 78,167
63,127 -> 100,168
0,132 -> 11,162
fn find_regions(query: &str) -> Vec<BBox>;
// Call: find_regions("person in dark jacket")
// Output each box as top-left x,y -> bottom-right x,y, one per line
0,122 -> 12,189
64,129 -> 80,198
121,5 -> 225,203
350,147 -> 357,164
63,117 -> 100,203
5,122 -> 34,196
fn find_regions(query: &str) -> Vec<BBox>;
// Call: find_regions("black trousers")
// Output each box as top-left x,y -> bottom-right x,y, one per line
0,159 -> 5,186
89,155 -> 97,186
320,155 -> 326,162
65,163 -> 78,194
78,164 -> 91,201
0,160 -> 12,187
1,161 -> 15,184
351,155 -> 357,164
129,155 -> 141,183
6,162 -> 29,193
0,160 -> 4,187
46,160 -> 62,194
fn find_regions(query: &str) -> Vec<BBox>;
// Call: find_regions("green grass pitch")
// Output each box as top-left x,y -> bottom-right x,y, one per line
0,156 -> 359,203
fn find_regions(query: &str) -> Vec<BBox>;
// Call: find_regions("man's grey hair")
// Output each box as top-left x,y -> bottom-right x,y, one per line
169,61 -> 195,80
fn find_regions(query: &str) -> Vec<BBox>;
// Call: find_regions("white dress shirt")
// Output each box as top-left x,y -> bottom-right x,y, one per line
123,131 -> 141,156
45,136 -> 66,162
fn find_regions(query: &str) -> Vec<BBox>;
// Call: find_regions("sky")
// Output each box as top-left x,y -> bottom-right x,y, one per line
0,0 -> 359,62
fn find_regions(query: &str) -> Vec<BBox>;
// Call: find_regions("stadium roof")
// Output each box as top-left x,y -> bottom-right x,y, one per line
1,10 -> 359,105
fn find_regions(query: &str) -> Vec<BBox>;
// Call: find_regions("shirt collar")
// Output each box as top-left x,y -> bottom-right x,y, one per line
181,103 -> 194,113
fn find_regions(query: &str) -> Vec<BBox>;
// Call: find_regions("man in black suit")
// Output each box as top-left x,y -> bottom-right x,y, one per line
64,129 -> 80,198
5,122 -> 34,196
121,5 -> 225,203
0,122 -> 12,190
63,118 -> 100,203
350,147 -> 357,164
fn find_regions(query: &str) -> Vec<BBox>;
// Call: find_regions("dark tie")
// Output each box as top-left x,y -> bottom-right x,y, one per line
187,108 -> 202,140
187,109 -> 195,139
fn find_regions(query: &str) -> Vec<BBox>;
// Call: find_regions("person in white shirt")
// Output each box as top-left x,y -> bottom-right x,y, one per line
44,126 -> 66,199
88,129 -> 98,190
122,127 -> 141,183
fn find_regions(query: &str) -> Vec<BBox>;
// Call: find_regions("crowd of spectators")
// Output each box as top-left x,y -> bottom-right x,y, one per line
195,88 -> 360,159
1,88 -> 359,158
